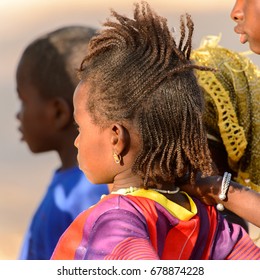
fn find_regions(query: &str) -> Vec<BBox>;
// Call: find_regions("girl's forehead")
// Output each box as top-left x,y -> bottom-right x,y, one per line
73,82 -> 90,115
74,81 -> 87,101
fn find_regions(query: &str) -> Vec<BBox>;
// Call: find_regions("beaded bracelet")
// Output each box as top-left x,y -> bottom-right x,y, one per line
216,172 -> 232,211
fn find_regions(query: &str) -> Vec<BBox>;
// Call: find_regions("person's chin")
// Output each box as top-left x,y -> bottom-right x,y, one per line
250,43 -> 260,55
27,143 -> 45,154
83,172 -> 98,185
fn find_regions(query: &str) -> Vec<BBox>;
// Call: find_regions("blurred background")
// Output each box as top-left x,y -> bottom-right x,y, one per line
1,0 -> 259,259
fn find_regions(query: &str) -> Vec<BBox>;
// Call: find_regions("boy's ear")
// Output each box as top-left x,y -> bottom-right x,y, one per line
110,124 -> 130,156
50,97 -> 72,129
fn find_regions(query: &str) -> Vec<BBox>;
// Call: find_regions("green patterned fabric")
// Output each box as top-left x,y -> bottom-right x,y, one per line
191,35 -> 260,192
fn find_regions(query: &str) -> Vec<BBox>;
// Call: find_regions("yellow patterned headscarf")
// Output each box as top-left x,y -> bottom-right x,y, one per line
191,35 -> 260,192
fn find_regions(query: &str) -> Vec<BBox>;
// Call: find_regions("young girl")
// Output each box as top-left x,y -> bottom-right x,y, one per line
190,36 -> 260,231
51,2 -> 260,260
182,1 -> 260,229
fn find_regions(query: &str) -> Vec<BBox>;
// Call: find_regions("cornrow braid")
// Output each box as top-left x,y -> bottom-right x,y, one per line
78,1 -> 213,187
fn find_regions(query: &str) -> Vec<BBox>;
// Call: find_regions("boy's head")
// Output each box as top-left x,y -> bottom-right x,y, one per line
231,0 -> 260,54
75,2 -> 213,187
16,26 -> 96,153
191,36 -> 260,192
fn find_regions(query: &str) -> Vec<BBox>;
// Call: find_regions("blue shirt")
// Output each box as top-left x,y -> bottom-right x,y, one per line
19,166 -> 109,260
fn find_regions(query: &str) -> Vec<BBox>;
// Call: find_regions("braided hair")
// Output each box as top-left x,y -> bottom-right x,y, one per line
78,1 -> 213,188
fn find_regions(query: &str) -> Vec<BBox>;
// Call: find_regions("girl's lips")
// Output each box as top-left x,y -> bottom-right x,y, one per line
234,26 -> 248,44
239,33 -> 248,44
18,127 -> 25,141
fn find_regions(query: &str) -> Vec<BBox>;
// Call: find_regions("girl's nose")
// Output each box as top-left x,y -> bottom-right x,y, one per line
230,1 -> 243,22
74,135 -> 79,148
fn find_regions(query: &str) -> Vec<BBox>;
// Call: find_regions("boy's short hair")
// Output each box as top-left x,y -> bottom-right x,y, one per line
20,26 -> 96,104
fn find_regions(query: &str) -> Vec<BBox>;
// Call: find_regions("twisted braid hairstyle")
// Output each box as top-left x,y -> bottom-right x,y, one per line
78,1 -> 213,188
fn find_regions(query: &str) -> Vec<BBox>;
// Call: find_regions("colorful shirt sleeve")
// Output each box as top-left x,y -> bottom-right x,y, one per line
82,209 -> 159,260
51,194 -> 260,260
51,195 -> 160,260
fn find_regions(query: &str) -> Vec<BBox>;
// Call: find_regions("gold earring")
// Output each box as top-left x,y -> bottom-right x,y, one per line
113,152 -> 121,164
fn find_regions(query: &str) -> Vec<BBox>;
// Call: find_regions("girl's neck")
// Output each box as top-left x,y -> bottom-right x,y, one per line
111,169 -> 143,192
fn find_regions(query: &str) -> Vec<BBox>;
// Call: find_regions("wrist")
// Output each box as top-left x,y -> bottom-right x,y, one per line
215,172 -> 232,211
205,174 -> 230,203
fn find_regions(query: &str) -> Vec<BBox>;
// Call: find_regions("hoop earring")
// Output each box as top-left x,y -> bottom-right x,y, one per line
113,152 -> 121,164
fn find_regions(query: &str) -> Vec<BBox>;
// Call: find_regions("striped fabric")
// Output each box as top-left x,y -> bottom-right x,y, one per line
51,191 -> 260,260
226,235 -> 260,260
104,237 -> 159,260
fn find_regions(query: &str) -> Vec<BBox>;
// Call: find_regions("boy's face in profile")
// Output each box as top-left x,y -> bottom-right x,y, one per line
16,57 -> 56,153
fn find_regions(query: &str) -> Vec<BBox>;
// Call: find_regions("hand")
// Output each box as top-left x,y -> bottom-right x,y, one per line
179,175 -> 222,205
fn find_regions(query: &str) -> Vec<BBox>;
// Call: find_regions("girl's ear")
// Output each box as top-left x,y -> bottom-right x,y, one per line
50,97 -> 72,130
110,124 -> 130,156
